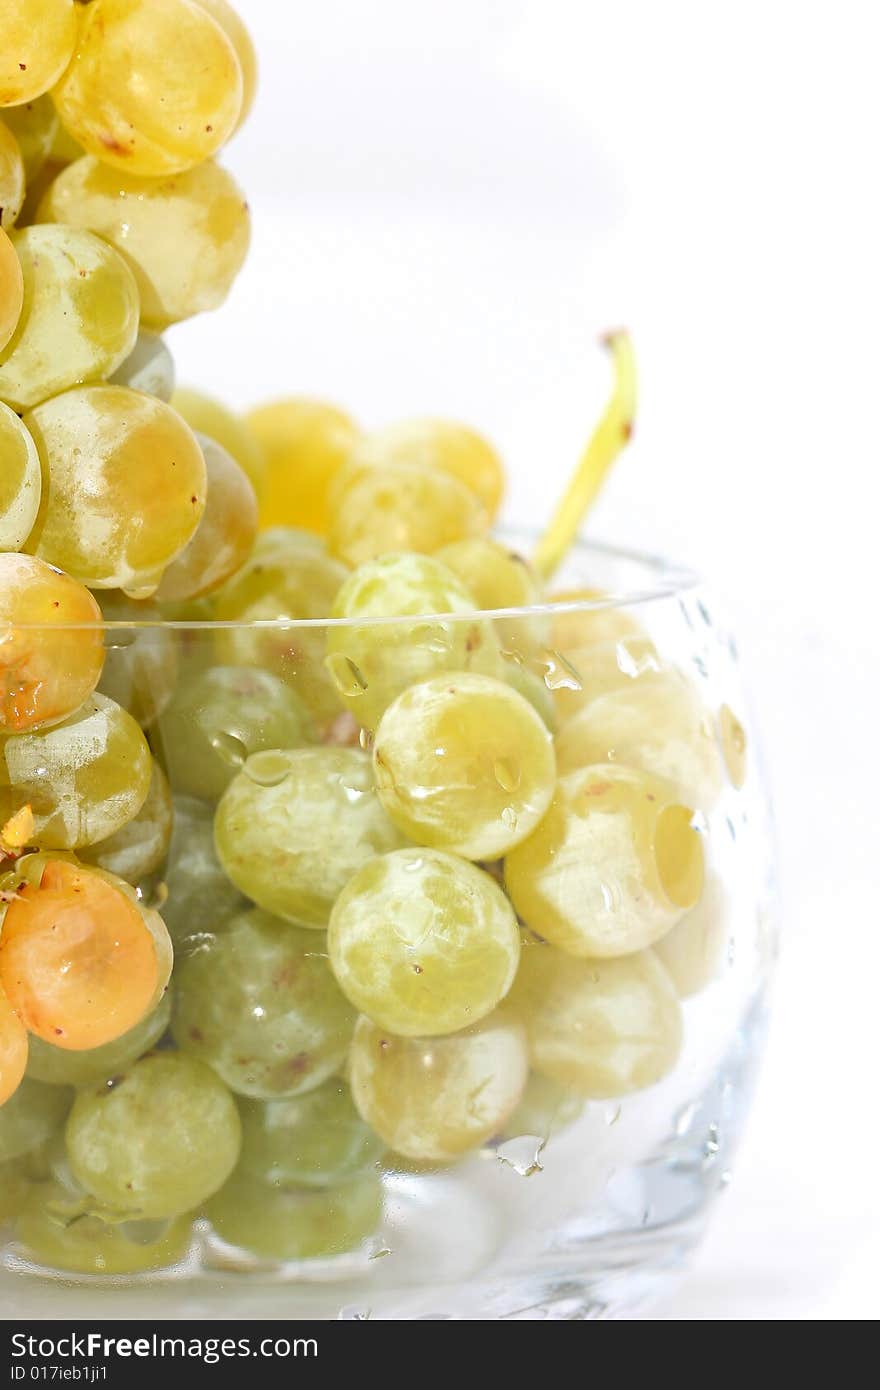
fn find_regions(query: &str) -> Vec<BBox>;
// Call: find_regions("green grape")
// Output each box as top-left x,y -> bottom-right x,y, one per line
654,871 -> 728,998
215,748 -> 406,928
0,1158 -> 30,1223
65,1052 -> 241,1220
508,938 -> 682,1098
16,1183 -> 192,1275
348,1012 -> 528,1163
554,668 -> 723,808
328,848 -> 520,1037
373,672 -> 556,861
81,759 -> 173,884
154,436 -> 258,604
172,908 -> 355,1100
161,795 -> 246,945
206,1170 -> 382,1262
156,665 -> 313,802
0,693 -> 152,850
505,763 -> 705,959
25,385 -> 207,596
172,388 -> 265,493
215,545 -> 348,727
501,1073 -> 584,1141
249,398 -> 360,536
109,330 -> 176,401
0,401 -> 41,552
53,0 -> 243,178
0,1 -> 76,107
1,96 -> 58,180
435,537 -> 547,654
500,654 -> 556,730
337,418 -> 505,522
238,1080 -> 383,1189
194,0 -> 258,128
40,158 -> 251,331
0,1078 -> 71,1162
328,464 -> 487,568
26,993 -> 172,1088
0,226 -> 140,411
545,589 -> 661,723
0,225 -> 23,352
325,552 -> 500,732
98,594 -> 180,728
0,117 -> 25,228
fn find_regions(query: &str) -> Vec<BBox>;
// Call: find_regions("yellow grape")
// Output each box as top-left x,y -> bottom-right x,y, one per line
545,588 -> 661,722
247,398 -> 360,535
109,331 -> 175,402
173,387 -> 264,491
39,158 -> 251,330
0,119 -> 25,228
0,226 -> 140,411
193,0 -> 258,128
339,419 -> 505,521
52,0 -> 243,178
505,763 -> 704,958
328,464 -> 487,568
1,96 -> 58,180
509,938 -> 682,1099
435,536 -> 547,654
373,672 -> 556,861
26,385 -> 207,596
1,985 -> 28,1107
0,225 -> 23,352
348,1012 -> 528,1163
155,436 -> 258,604
0,553 -> 105,735
48,121 -> 83,167
0,0 -> 76,107
81,759 -> 173,886
654,871 -> 728,998
0,403 -> 41,552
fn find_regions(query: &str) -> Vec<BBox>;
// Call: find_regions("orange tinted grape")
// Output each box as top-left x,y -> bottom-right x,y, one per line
0,987 -> 28,1107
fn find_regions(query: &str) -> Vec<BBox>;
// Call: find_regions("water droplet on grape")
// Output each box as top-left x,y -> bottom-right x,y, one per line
493,757 -> 521,793
501,807 -> 518,832
539,649 -> 583,692
103,630 -> 136,651
358,726 -> 374,752
210,731 -> 248,769
243,750 -> 290,787
325,652 -> 369,698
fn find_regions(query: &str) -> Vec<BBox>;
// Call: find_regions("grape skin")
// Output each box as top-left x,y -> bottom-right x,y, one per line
26,992 -> 172,1088
16,1184 -> 192,1275
0,402 -> 41,552
0,1078 -> 71,1162
0,118 -> 25,229
0,986 -> 28,1107
97,593 -> 181,729
193,0 -> 259,129
173,388 -> 265,492
247,398 -> 359,535
81,759 -> 173,885
0,225 -> 24,353
238,1080 -> 383,1190
0,0 -> 76,107
328,465 -> 488,569
337,419 -> 505,522
109,331 -> 176,402
206,1169 -> 383,1262
161,794 -> 246,946
0,96 -> 59,182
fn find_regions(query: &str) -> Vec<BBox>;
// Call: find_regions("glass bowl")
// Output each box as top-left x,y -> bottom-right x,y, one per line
0,535 -> 777,1319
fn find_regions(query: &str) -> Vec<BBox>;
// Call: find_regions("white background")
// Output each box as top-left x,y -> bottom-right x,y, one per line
171,0 -> 879,1319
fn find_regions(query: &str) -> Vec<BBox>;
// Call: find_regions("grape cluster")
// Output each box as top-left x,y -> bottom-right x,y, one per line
0,0 -> 746,1278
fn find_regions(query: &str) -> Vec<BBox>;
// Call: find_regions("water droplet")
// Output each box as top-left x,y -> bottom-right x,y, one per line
605,1104 -> 622,1127
210,731 -> 248,770
368,1246 -> 392,1261
103,631 -> 135,651
539,649 -> 583,692
410,622 -> 453,655
697,600 -> 713,627
493,757 -> 521,793
244,750 -> 291,787
690,810 -> 710,835
599,880 -> 620,913
358,726 -> 374,751
495,1134 -> 546,1177
325,652 -> 369,698
402,855 -> 424,873
674,1100 -> 698,1136
726,815 -> 737,843
337,1306 -> 372,1320
501,806 -> 519,832
701,1122 -> 721,1168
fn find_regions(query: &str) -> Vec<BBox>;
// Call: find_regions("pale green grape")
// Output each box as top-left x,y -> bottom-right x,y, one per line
435,537 -> 547,653
161,795 -> 246,945
325,551 -> 500,732
98,594 -> 180,728
505,763 -> 705,959
26,994 -> 172,1088
0,226 -> 140,412
0,1079 -> 71,1162
328,848 -> 520,1037
328,464 -> 487,568
155,436 -> 258,604
238,1081 -> 383,1189
508,939 -> 682,1098
109,330 -> 176,401
172,908 -> 355,1099
0,401 -> 41,552
0,693 -> 152,850
349,1013 -> 528,1163
373,672 -> 556,861
81,759 -> 172,884
546,589 -> 661,723
501,1073 -> 584,1141
0,1158 -> 31,1223
206,1170 -> 382,1262
156,665 -> 313,801
0,2 -> 76,107
654,871 -> 728,997
215,748 -> 405,928
500,655 -> 556,730
64,1052 -> 241,1220
16,1183 -> 192,1274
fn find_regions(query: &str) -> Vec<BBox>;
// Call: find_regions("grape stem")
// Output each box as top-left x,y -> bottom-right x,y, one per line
532,329 -> 637,582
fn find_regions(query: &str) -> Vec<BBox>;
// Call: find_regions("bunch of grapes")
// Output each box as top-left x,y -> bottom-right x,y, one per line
0,0 -> 747,1278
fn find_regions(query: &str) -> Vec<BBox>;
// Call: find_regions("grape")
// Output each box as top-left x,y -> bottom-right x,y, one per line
654,872 -> 728,997
109,331 -> 175,402
0,225 -> 23,352
52,0 -> 243,178
238,1080 -> 383,1189
554,669 -> 722,808
215,747 -> 406,928
172,907 -> 355,1099
719,703 -> 747,789
81,759 -> 172,884
253,527 -> 326,560
0,118 -> 25,228
500,656 -> 556,731
1,986 -> 28,1107
98,594 -> 180,728
0,1078 -> 70,1162
545,589 -> 661,722
0,1158 -> 30,1223
16,1183 -> 192,1275
328,848 -> 520,1037
505,763 -> 704,958
0,859 -> 160,1051
0,0 -> 76,107
172,388 -> 265,492
328,465 -> 487,568
0,402 -> 41,552
0,554 -> 105,734
0,226 -> 140,412
156,665 -> 313,802
1,96 -> 58,181
25,385 -> 207,596
373,673 -> 556,861
65,1052 -> 241,1219
247,398 -> 359,535
501,1073 -> 584,1141
40,159 -> 252,331
161,795 -> 245,945
155,437 -> 258,604
435,537 -> 546,653
206,1170 -> 382,1262
193,0 -> 258,128
325,551 -> 500,732
348,1012 -> 528,1163
26,993 -> 171,1088
339,419 -> 505,522
508,938 -> 682,1098
0,693 -> 152,850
